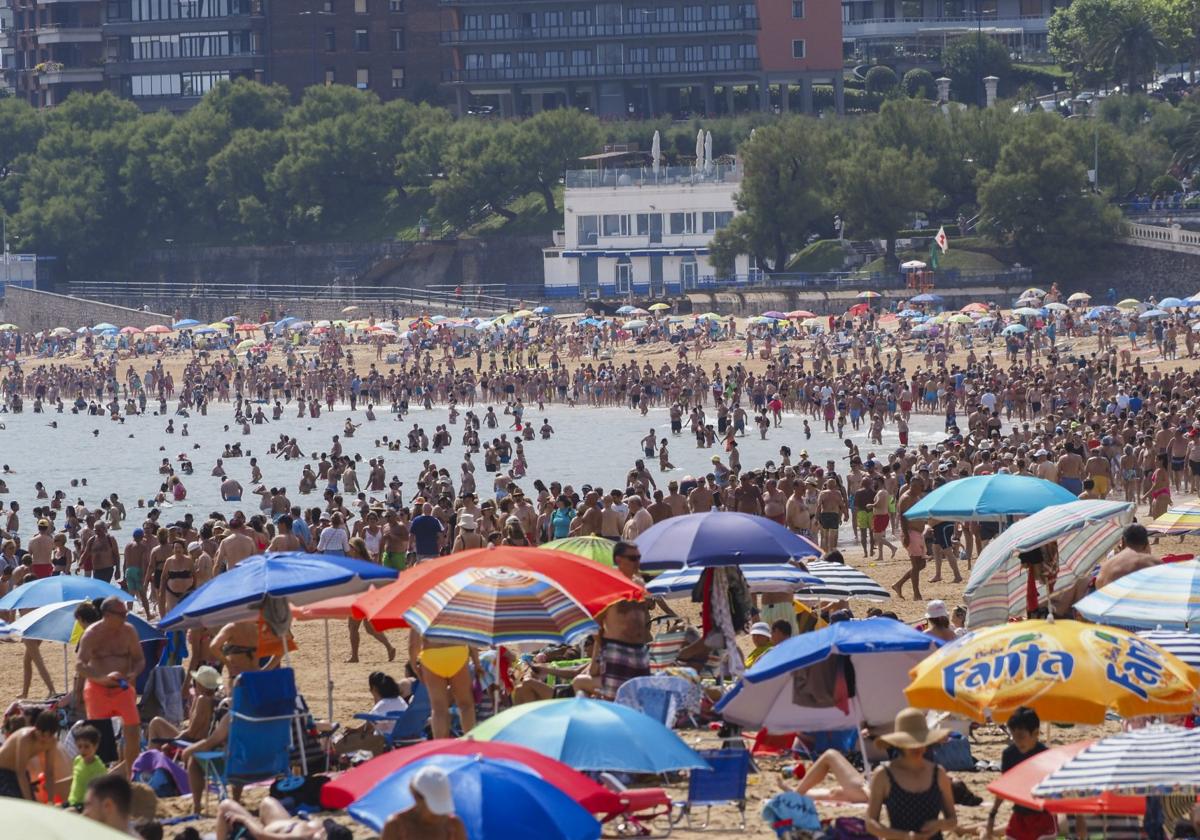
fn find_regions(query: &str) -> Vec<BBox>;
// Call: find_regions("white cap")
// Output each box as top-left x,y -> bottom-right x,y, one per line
749,621 -> 772,638
924,600 -> 949,620
410,765 -> 455,816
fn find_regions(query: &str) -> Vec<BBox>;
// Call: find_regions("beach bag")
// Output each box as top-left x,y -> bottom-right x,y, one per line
270,774 -> 329,813
932,732 -> 975,772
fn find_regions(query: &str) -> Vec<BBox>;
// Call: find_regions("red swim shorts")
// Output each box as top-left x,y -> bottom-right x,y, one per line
84,680 -> 139,726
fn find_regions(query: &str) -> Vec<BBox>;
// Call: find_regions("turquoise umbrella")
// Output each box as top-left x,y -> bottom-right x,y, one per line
904,474 -> 1077,522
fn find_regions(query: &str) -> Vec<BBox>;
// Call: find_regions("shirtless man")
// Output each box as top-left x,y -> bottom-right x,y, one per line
598,491 -> 626,539
213,512 -> 257,572
664,481 -> 688,516
26,518 -> 53,579
77,597 -> 144,777
573,541 -> 650,700
870,479 -> 897,561
1056,448 -> 1084,497
0,710 -> 59,799
816,478 -> 847,552
687,478 -> 715,513
81,522 -> 120,583
1095,524 -> 1159,589
379,512 -> 410,571
220,476 -> 244,502
267,515 -> 301,552
1084,445 -> 1112,499
785,480 -> 813,536
123,528 -> 151,617
570,491 -> 603,536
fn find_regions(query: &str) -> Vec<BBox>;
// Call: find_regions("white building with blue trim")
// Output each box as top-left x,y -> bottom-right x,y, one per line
542,161 -> 756,299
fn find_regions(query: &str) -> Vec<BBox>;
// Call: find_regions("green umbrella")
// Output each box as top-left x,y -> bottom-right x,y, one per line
541,536 -> 615,567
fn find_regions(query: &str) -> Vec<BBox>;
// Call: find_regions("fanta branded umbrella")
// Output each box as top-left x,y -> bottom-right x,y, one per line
905,619 -> 1200,724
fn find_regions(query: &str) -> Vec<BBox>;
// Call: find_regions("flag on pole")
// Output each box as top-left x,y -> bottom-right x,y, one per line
934,225 -> 949,253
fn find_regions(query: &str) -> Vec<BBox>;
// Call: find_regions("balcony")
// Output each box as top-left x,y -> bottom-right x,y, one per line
103,13 -> 261,36
105,51 -> 262,75
442,17 -> 759,44
37,0 -> 103,5
444,57 -> 759,83
565,163 -> 742,188
36,63 -> 104,84
35,23 -> 102,43
841,14 -> 1051,38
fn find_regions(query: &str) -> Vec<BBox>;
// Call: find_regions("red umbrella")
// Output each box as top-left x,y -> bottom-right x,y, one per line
320,738 -> 623,815
291,592 -> 357,620
847,302 -> 870,316
988,741 -> 1144,816
351,546 -> 644,631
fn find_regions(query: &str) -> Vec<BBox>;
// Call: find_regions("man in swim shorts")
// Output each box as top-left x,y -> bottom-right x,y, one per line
380,511 -> 409,571
77,597 -> 145,777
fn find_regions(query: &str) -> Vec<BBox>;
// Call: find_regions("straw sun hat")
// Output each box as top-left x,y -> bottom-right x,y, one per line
876,708 -> 949,750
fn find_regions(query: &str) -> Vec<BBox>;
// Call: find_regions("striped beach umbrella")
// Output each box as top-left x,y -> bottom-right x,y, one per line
403,567 -> 598,647
646,563 -> 823,598
1139,630 -> 1200,670
964,500 -> 1133,628
1033,725 -> 1200,799
1075,560 -> 1200,631
800,559 -> 890,600
540,536 -> 615,567
1147,500 -> 1200,535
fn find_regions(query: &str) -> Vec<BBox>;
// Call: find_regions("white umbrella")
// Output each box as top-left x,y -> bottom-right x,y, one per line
1032,724 -> 1200,798
900,260 -> 927,270
704,130 -> 713,174
651,130 -> 661,177
695,128 -> 704,170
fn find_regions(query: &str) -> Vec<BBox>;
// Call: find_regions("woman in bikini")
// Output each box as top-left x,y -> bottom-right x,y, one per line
159,539 -> 197,615
1143,464 -> 1172,519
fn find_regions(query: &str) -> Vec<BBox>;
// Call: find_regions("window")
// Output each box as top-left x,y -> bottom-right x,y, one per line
701,211 -> 734,233
354,0 -> 366,13
391,67 -> 404,87
119,0 -> 256,22
323,0 -> 334,11
489,13 -> 508,28
324,67 -> 335,85
354,28 -> 368,51
324,28 -> 335,51
791,0 -> 804,16
544,49 -> 565,66
738,42 -> 757,58
356,67 -> 369,88
628,46 -> 649,63
389,0 -> 403,10
602,214 -> 631,236
569,8 -> 590,25
741,3 -> 757,17
710,4 -> 731,18
710,43 -> 730,60
490,52 -> 511,68
130,72 -> 180,97
570,48 -> 590,65
681,257 -> 698,289
516,50 -> 536,66
791,39 -> 805,58
627,6 -> 650,21
656,45 -> 676,61
543,9 -> 563,26
1019,0 -> 1042,14
669,212 -> 695,235
616,260 -> 632,293
577,215 -> 599,245
636,213 -> 659,235
682,5 -> 702,20
463,13 -> 482,28
683,45 -> 703,61
181,70 -> 228,96
656,5 -> 676,20
390,27 -> 404,50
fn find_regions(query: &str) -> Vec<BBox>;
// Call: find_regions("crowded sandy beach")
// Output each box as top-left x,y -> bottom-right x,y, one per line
3,285 -> 1200,839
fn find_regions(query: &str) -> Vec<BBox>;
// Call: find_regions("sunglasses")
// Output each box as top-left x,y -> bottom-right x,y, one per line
616,553 -> 642,562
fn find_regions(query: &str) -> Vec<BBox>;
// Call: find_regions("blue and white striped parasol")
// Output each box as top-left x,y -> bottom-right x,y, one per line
1076,559 -> 1200,631
1139,630 -> 1200,670
1032,724 -> 1200,799
646,563 -> 822,598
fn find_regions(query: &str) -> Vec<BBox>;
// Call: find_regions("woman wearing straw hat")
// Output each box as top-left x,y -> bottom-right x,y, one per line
865,708 -> 958,840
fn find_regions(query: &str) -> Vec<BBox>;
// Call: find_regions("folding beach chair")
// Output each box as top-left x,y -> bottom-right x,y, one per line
598,773 -> 678,838
195,668 -> 307,807
352,682 -> 431,750
615,675 -> 702,729
677,748 -> 752,831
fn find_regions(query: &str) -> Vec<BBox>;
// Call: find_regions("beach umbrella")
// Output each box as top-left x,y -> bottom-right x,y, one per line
469,697 -> 708,773
904,474 -> 1076,523
961,302 -> 989,313
787,309 -> 817,319
847,302 -> 870,316
963,499 -> 1134,628
0,619 -> 16,639
704,130 -> 713,173
716,618 -> 942,739
694,312 -> 723,321
1068,292 -> 1092,302
234,323 -> 259,332
0,576 -> 131,611
352,546 -> 644,632
695,128 -> 704,168
1075,559 -> 1200,630
341,305 -> 359,314
1044,302 -> 1069,312
1116,298 -> 1141,310
0,323 -> 18,331
615,305 -> 636,315
159,552 -> 397,631
623,319 -> 648,329
194,326 -> 218,335
909,292 -> 942,303
1138,630 -> 1200,671
648,303 -> 670,311
905,619 -> 1200,724
976,316 -> 997,326
324,739 -> 621,815
118,326 -> 142,334
1160,297 -> 1188,308
540,536 -> 614,567
799,559 -> 891,600
534,306 -> 553,315
49,327 -> 72,337
634,511 -> 821,571
1003,323 -> 1029,335
173,318 -> 200,329
403,567 -> 598,647
144,324 -> 171,334
651,129 -> 661,177
989,740 -> 1144,816
900,260 -> 927,270
761,310 -> 787,318
0,799 -> 135,840
349,754 -> 601,840
1139,308 -> 1168,320
207,322 -> 228,331
1013,306 -> 1044,317
948,314 -> 974,324
220,315 -> 239,323
856,291 -> 881,299
235,339 -> 259,352
92,322 -> 117,332
1024,287 -> 1047,298
646,563 -> 823,598
897,309 -> 923,318
1032,724 -> 1200,799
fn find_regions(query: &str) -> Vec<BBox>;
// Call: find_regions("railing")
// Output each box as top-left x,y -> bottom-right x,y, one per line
565,163 -> 741,188
843,14 -> 1051,34
1121,221 -> 1200,252
110,50 -> 262,64
441,17 -> 759,43
444,57 -> 759,83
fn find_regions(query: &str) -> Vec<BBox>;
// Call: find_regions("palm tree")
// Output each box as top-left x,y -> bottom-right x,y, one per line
1089,6 -> 1170,92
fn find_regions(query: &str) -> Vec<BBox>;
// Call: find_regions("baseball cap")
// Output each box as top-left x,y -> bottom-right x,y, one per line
749,621 -> 771,637
410,765 -> 455,816
191,665 -> 223,691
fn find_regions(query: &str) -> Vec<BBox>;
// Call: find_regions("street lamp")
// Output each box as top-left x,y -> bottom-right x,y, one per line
299,6 -> 335,89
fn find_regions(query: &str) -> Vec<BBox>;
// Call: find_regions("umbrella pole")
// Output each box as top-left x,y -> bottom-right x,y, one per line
324,620 -> 333,722
63,644 -> 69,691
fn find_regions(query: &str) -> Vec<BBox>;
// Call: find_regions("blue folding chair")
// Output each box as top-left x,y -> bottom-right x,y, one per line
196,668 -> 306,806
615,675 -> 702,728
677,748 -> 751,830
352,682 -> 431,749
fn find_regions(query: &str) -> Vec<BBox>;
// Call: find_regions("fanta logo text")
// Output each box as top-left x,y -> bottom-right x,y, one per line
1092,633 -> 1167,701
941,642 -> 1074,699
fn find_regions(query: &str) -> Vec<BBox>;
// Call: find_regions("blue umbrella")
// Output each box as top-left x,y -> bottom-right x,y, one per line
1002,324 -> 1028,335
92,322 -> 117,333
12,599 -> 163,643
904,475 -> 1077,522
160,552 -> 397,630
615,305 -> 636,315
1159,297 -> 1187,309
1085,306 -> 1117,319
194,326 -> 218,335
0,576 -> 131,611
715,617 -> 942,734
274,317 -> 299,330
1139,308 -> 1168,320
533,306 -> 553,315
646,563 -> 823,597
897,309 -> 923,318
635,511 -> 821,570
349,754 -> 600,840
469,697 -> 709,773
172,319 -> 200,329
909,293 -> 943,303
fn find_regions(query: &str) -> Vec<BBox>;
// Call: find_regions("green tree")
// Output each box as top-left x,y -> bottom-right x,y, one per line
432,122 -> 525,227
865,65 -> 899,94
831,143 -> 937,263
513,109 -> 601,214
709,119 -> 834,273
902,68 -> 937,99
978,114 -> 1120,275
207,128 -> 288,242
942,36 -> 1011,105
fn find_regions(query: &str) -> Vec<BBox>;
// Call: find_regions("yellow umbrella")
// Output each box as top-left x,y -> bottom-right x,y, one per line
208,322 -> 228,331
949,314 -> 975,324
905,619 -> 1200,724
0,323 -> 18,331
648,303 -> 671,311
236,338 -> 260,352
1146,500 -> 1200,535
0,799 -> 133,840
1116,298 -> 1141,310
512,309 -> 534,318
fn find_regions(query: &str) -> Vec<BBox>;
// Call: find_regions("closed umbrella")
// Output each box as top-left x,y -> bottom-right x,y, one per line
905,619 -> 1200,723
1075,559 -> 1200,630
1032,724 -> 1200,799
348,754 -> 601,840
635,511 -> 821,570
469,697 -> 709,773
403,567 -> 598,647
0,576 -> 131,611
904,474 -> 1077,523
963,499 -> 1133,627
704,130 -> 713,173
651,129 -> 661,177
646,563 -> 822,598
695,129 -> 704,169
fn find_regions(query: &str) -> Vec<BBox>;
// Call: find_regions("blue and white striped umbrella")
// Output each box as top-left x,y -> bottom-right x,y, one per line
1075,559 -> 1200,631
1032,724 -> 1200,798
1139,630 -> 1200,671
647,563 -> 823,598
964,500 -> 1133,628
801,559 -> 890,600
